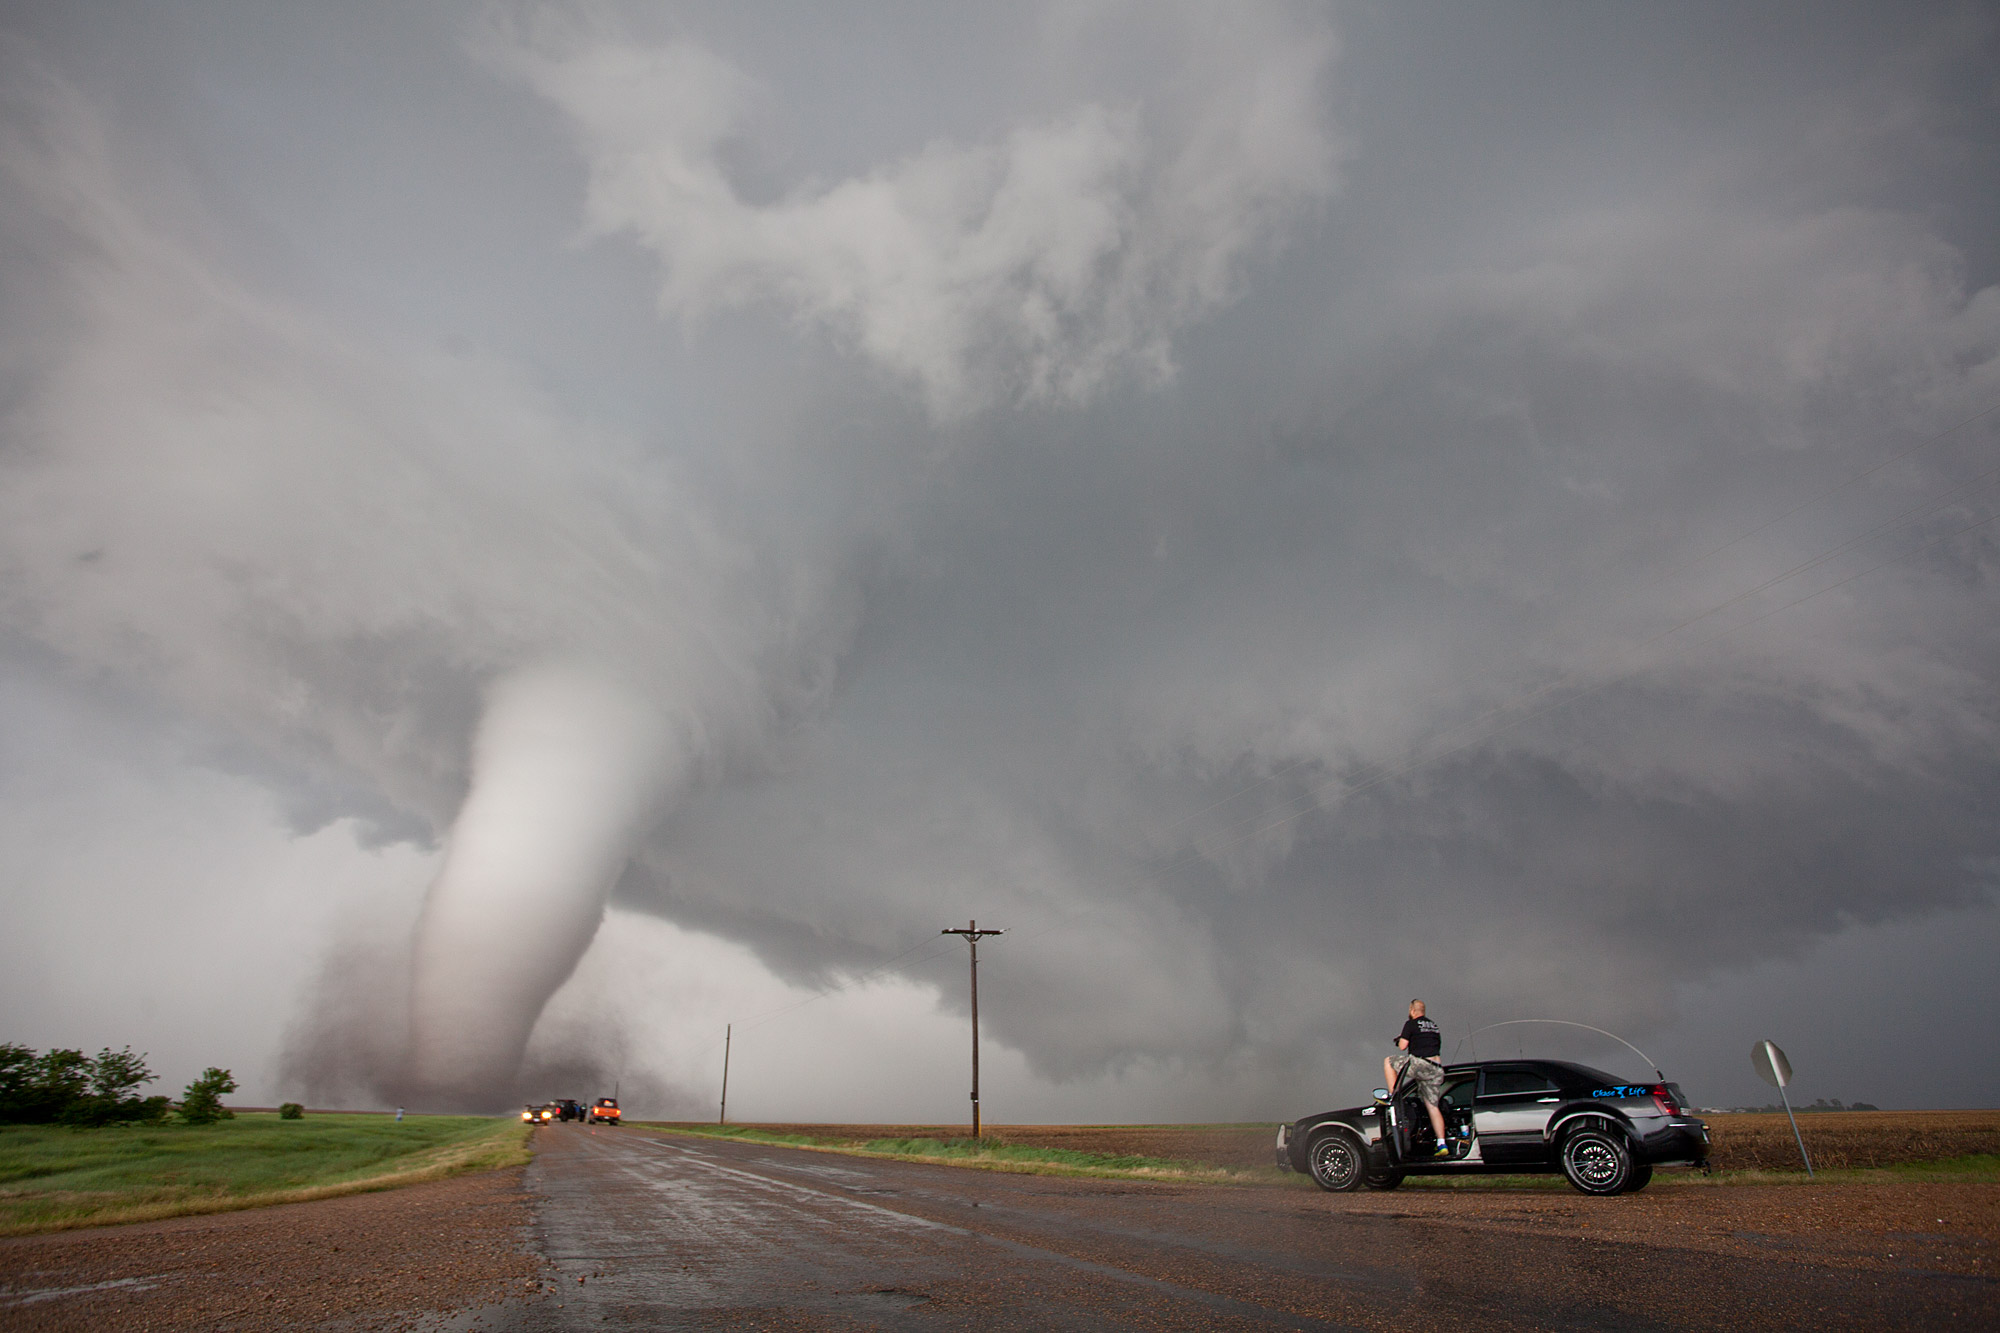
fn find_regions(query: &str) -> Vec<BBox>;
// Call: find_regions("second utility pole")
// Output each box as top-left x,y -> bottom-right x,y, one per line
719,1023 -> 731,1126
941,919 -> 1004,1137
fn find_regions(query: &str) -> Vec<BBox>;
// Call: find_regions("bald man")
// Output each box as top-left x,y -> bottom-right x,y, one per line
1385,999 -> 1451,1158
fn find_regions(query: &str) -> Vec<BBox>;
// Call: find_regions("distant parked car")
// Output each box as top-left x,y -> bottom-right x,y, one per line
1276,1060 -> 1709,1195
588,1097 -> 620,1125
521,1105 -> 538,1124
556,1098 -> 584,1123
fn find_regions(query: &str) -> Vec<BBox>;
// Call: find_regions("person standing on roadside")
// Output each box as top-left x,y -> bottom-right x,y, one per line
1384,999 -> 1452,1158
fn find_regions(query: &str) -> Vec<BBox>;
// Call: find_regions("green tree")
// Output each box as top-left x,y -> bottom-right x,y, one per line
62,1047 -> 162,1126
0,1043 -> 35,1122
89,1047 -> 152,1101
25,1049 -> 92,1124
178,1067 -> 238,1125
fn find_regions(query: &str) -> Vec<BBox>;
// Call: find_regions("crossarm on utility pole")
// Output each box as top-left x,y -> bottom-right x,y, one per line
719,1023 -> 731,1126
941,920 -> 1005,1138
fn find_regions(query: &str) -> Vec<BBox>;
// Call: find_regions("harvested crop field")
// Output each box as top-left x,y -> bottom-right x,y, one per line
1702,1109 -> 2000,1171
656,1110 -> 1999,1175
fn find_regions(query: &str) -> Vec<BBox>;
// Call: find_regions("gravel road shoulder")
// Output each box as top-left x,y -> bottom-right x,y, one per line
0,1165 -> 541,1331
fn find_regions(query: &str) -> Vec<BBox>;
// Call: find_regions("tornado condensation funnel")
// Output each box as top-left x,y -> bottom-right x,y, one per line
406,663 -> 677,1105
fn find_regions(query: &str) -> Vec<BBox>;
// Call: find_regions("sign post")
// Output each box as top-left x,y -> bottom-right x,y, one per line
1751,1039 -> 1813,1179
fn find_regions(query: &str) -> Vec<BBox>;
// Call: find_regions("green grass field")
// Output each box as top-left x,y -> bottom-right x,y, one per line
0,1112 -> 529,1235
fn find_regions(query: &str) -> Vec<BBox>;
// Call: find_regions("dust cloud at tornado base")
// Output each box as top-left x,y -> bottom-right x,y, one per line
1,2 -> 1998,1114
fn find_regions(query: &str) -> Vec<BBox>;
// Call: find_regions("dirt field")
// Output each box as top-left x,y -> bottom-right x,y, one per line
658,1109 -> 2000,1174
1702,1109 -> 2000,1170
0,1166 -> 541,1330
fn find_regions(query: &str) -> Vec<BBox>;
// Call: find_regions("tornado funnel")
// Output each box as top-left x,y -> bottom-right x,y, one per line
406,663 -> 677,1104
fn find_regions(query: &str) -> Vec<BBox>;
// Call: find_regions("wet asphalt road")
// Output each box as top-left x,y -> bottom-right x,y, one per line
447,1125 -> 1991,1331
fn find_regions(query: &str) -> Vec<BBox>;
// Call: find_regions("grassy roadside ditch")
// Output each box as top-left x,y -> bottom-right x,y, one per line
636,1123 -> 1287,1184
637,1123 -> 2000,1190
0,1112 -> 531,1235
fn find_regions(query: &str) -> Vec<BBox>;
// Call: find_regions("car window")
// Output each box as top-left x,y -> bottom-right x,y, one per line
1441,1076 -> 1475,1108
1563,1064 -> 1624,1087
1480,1068 -> 1557,1097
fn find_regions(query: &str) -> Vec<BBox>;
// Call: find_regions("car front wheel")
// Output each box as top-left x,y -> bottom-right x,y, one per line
1307,1131 -> 1366,1191
1363,1166 -> 1404,1191
1559,1124 -> 1635,1195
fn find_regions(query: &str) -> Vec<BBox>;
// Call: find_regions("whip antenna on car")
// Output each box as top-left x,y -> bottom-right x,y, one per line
1458,1020 -> 1664,1083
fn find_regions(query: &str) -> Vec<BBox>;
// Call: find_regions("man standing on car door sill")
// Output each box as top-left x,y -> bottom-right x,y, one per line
1385,999 -> 1452,1158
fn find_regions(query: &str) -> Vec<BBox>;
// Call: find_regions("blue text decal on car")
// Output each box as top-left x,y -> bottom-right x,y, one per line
1592,1086 -> 1647,1098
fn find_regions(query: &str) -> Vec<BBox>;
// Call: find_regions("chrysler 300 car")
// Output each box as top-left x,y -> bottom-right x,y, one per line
1276,1059 -> 1708,1195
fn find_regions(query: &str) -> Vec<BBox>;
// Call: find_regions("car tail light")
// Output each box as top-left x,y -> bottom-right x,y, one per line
1650,1084 -> 1680,1114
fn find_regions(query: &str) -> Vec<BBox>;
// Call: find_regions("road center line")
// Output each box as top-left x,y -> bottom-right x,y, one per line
619,1135 -> 1366,1330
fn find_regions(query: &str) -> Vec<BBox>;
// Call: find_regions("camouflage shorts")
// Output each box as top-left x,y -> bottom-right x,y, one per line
1389,1051 -> 1445,1104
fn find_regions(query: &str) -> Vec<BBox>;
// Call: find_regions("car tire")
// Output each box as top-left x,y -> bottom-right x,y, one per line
1307,1131 -> 1367,1191
1363,1167 -> 1405,1191
1559,1123 -> 1635,1195
1624,1162 -> 1653,1193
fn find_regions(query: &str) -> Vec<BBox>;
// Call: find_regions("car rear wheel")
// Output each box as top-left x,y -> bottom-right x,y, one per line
1307,1131 -> 1366,1191
1624,1162 -> 1653,1193
1559,1124 -> 1635,1195
1363,1166 -> 1404,1191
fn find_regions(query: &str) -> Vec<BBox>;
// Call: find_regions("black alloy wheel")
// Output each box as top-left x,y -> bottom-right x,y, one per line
1307,1131 -> 1366,1191
1559,1123 -> 1635,1195
1363,1166 -> 1405,1191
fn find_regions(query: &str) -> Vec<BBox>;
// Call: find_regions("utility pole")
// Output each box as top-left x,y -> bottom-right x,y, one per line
940,920 -> 1004,1137
719,1024 -> 732,1126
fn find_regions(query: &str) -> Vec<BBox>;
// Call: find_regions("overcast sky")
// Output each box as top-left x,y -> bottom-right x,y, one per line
2,1 -> 1997,1119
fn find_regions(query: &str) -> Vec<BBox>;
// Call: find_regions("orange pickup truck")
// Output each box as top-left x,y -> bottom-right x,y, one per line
588,1097 -> 620,1125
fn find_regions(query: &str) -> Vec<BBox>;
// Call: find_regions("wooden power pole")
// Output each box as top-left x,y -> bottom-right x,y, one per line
719,1024 -> 731,1125
940,920 -> 1004,1137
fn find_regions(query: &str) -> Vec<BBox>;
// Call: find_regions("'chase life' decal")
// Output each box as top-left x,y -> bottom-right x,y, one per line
1592,1086 -> 1647,1098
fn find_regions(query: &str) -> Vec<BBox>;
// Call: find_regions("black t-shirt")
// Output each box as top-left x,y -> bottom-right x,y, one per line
1399,1016 -> 1441,1059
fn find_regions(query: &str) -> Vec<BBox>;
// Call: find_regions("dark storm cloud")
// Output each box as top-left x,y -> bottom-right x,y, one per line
2,1 -> 1996,1111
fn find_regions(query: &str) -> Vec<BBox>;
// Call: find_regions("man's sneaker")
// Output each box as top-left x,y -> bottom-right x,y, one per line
1432,1142 -> 1453,1159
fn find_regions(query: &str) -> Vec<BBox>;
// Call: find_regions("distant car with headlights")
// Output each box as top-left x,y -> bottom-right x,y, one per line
1276,1060 -> 1708,1195
521,1105 -> 538,1124
588,1097 -> 620,1125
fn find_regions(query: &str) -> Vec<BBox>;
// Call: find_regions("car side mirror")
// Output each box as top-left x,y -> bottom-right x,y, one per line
1372,1087 -> 1390,1103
